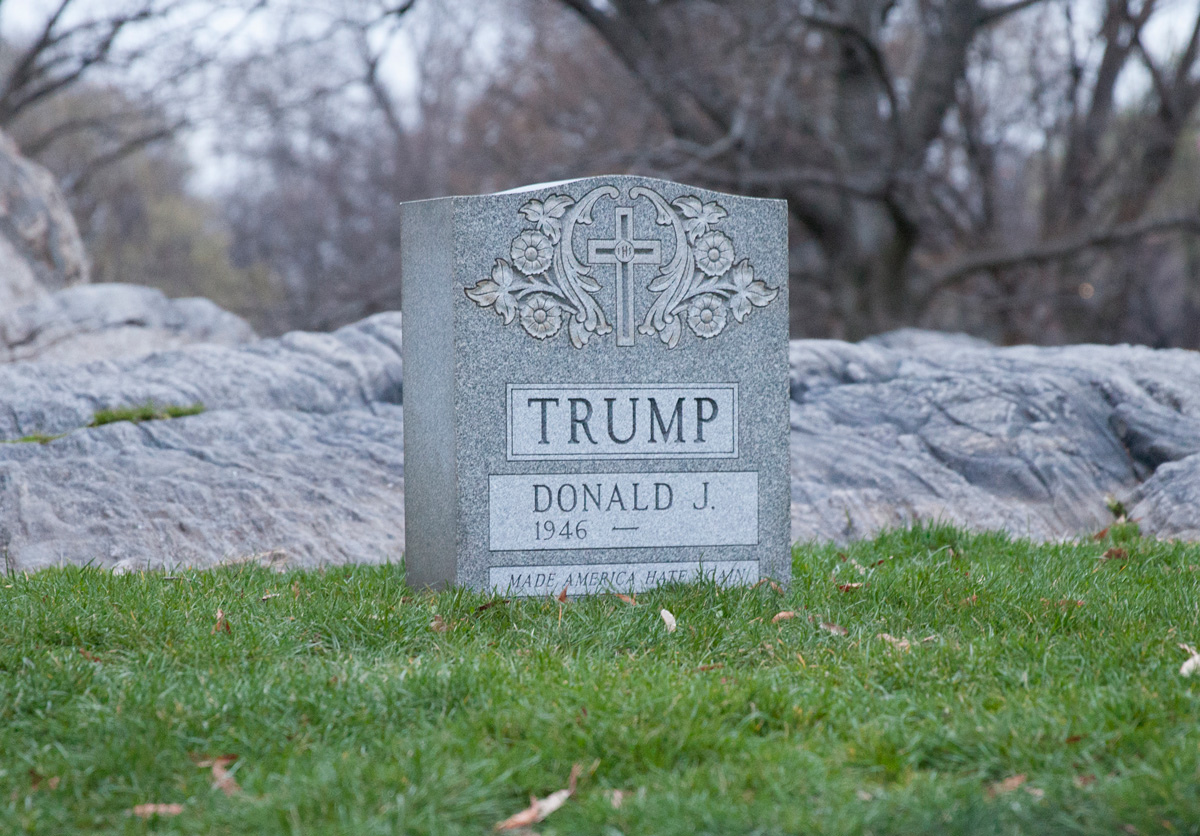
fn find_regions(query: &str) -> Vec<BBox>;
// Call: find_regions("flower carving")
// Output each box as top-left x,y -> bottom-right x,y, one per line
687,294 -> 727,338
694,231 -> 734,277
511,231 -> 552,275
519,294 -> 562,339
465,184 -> 779,349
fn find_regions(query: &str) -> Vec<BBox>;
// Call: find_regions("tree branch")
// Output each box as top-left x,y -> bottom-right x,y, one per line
922,212 -> 1200,306
978,0 -> 1049,27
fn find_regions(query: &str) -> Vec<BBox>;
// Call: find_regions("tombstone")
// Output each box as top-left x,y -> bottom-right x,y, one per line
401,175 -> 789,595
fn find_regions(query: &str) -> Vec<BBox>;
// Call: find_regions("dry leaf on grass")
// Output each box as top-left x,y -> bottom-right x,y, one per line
430,614 -> 449,633
771,611 -> 796,623
128,803 -> 184,818
692,663 -> 725,673
877,633 -> 911,651
474,600 -> 509,615
1101,547 -> 1128,561
1178,643 -> 1200,676
194,755 -> 240,796
494,764 -> 581,831
260,592 -> 280,601
837,583 -> 863,592
986,774 -> 1026,798
614,593 -> 637,606
660,609 -> 677,633
212,609 -> 231,635
819,622 -> 847,636
1073,774 -> 1096,789
29,770 -> 60,791
606,788 -> 629,809
78,649 -> 102,663
557,587 -> 569,603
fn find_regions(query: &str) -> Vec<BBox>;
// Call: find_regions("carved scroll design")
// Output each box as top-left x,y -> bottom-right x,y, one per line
465,185 -> 778,349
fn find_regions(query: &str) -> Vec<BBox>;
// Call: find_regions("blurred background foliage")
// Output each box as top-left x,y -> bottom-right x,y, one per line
4,0 -> 1200,345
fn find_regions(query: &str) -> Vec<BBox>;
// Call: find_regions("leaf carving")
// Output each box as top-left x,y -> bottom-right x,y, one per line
465,259 -> 520,324
728,259 -> 777,323
519,195 -> 575,242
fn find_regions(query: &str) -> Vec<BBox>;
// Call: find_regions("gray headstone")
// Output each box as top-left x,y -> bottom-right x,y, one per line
401,175 -> 790,595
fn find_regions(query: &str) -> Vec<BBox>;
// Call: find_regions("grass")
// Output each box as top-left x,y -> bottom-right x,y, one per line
89,402 -> 205,427
1,402 -> 204,445
2,524 -> 1199,835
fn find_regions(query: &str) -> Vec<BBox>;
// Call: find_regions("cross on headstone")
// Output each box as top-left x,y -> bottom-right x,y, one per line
587,206 -> 661,346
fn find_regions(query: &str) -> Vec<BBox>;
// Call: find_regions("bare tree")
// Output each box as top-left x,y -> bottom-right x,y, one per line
548,0 -> 1200,342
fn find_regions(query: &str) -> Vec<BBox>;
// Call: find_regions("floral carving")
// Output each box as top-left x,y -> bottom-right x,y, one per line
465,184 -> 779,348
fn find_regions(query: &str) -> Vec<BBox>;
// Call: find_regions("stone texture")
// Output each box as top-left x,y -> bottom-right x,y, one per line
0,313 -> 404,572
0,283 -> 256,364
0,130 -> 88,309
789,334 -> 1200,543
402,176 -> 791,593
4,312 -> 1200,575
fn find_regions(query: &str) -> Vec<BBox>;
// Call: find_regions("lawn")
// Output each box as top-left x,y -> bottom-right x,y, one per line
2,524 -> 1199,835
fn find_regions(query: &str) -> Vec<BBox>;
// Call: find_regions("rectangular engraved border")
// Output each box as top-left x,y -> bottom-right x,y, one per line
506,382 -> 739,461
487,470 -> 759,551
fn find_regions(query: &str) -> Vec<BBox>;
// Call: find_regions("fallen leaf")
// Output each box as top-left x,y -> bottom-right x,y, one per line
1092,526 -> 1110,541
494,764 -> 580,831
1073,774 -> 1096,789
771,611 -> 796,623
1123,825 -> 1140,835
877,633 -> 911,651
79,649 -> 102,663
260,593 -> 279,601
430,614 -> 449,633
660,609 -> 677,633
692,663 -> 725,673
29,770 -> 60,791
987,774 -> 1027,798
850,559 -> 867,576
1101,547 -> 1128,561
1178,643 -> 1200,676
819,622 -> 847,636
1025,786 -> 1045,800
921,635 -> 938,643
212,609 -> 231,635
606,789 -> 629,809
474,599 -> 509,615
557,587 -> 568,603
837,583 -> 863,592
769,581 -> 784,594
614,593 -> 637,606
1064,734 -> 1084,744
209,755 -> 240,797
128,803 -> 184,818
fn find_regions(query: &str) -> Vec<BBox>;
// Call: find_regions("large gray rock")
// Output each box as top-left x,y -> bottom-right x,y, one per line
0,313 -> 403,572
0,131 -> 88,310
789,335 -> 1200,542
0,283 -> 256,364
3,321 -> 1200,573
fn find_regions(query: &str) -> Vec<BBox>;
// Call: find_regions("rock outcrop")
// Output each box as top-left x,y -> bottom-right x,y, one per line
0,283 -> 255,364
0,131 -> 89,310
2,318 -> 1199,572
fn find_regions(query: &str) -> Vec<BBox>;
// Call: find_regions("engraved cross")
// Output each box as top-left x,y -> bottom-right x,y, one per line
588,206 -> 661,346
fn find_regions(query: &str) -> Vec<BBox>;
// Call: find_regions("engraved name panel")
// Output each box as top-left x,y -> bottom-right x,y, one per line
488,470 -> 758,551
507,383 -> 738,460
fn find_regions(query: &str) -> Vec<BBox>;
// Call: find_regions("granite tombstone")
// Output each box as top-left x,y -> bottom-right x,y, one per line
401,175 -> 789,595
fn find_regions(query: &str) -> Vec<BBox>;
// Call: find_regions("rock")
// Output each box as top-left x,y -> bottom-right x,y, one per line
789,336 -> 1200,543
0,312 -> 403,572
0,131 -> 88,309
4,320 -> 1200,573
0,283 -> 256,364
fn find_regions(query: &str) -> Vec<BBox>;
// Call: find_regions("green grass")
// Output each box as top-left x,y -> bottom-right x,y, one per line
2,525 -> 1199,834
1,402 -> 204,445
0,432 -> 66,445
90,401 -> 205,427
